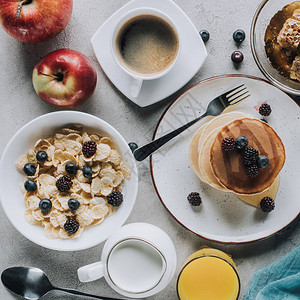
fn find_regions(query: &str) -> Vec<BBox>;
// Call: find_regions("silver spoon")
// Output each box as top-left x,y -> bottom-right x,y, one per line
1,266 -> 125,300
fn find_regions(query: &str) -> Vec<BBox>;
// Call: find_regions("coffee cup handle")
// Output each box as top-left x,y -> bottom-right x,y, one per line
77,261 -> 105,282
130,77 -> 143,98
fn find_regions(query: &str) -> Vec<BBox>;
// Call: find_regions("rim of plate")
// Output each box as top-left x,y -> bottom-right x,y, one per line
150,74 -> 300,244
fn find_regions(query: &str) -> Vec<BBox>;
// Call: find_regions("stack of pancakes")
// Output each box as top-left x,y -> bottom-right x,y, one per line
189,112 -> 286,207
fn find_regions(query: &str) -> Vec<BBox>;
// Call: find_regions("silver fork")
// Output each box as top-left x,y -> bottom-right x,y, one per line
133,84 -> 250,161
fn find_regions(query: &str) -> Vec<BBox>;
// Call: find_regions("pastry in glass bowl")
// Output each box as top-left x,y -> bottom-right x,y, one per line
265,1 -> 300,82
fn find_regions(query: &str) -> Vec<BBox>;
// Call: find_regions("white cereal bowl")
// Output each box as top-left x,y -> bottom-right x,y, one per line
0,111 -> 138,251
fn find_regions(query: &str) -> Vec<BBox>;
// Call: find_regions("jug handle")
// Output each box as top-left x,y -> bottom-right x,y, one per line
77,261 -> 104,282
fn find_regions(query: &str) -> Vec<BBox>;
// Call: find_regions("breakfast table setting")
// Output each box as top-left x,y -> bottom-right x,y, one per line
0,0 -> 299,299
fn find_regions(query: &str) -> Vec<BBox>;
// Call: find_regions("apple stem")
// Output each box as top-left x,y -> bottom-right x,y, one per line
16,5 -> 22,18
16,0 -> 33,18
38,71 -> 64,81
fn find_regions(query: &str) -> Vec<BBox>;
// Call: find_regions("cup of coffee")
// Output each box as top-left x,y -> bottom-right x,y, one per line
111,7 -> 180,98
78,223 -> 177,298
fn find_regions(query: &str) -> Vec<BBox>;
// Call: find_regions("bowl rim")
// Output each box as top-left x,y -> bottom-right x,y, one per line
0,111 -> 139,251
250,0 -> 300,96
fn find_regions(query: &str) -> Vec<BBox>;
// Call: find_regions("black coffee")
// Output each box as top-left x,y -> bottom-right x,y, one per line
115,14 -> 179,75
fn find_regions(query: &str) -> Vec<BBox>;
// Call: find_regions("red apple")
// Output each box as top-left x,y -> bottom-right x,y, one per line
0,0 -> 73,43
32,49 -> 97,109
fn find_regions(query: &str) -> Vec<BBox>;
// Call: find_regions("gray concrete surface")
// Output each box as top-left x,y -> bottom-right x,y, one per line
0,0 -> 299,299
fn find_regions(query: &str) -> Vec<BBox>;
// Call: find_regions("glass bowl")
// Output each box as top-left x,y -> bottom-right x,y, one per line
250,0 -> 300,95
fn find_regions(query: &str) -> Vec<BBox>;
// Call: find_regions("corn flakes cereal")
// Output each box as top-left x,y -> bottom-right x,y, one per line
95,144 -> 111,161
17,126 -> 131,239
24,209 -> 41,225
90,204 -> 109,219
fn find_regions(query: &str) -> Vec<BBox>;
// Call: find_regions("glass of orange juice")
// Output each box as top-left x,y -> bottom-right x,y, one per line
177,247 -> 240,300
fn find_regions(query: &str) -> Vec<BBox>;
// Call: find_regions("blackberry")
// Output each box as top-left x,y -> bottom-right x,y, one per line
68,198 -> 80,210
235,136 -> 248,151
231,51 -> 244,63
36,151 -> 48,162
107,191 -> 123,207
233,29 -> 246,43
243,146 -> 259,166
221,137 -> 236,151
65,162 -> 78,175
259,103 -> 272,116
24,180 -> 37,193
39,198 -> 52,212
257,155 -> 269,169
82,141 -> 97,158
260,196 -> 275,212
82,165 -> 93,178
200,29 -> 210,42
245,164 -> 260,177
23,163 -> 36,176
187,192 -> 202,206
64,219 -> 79,234
56,175 -> 73,192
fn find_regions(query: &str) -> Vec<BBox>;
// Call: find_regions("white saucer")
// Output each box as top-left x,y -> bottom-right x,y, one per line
151,75 -> 300,244
91,0 -> 207,107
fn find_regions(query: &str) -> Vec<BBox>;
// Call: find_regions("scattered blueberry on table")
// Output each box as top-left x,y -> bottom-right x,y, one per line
233,29 -> 246,43
199,29 -> 210,42
231,50 -> 244,63
128,142 -> 138,152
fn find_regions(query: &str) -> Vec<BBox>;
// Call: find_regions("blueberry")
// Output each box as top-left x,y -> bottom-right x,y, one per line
233,29 -> 246,43
82,165 -> 92,178
200,29 -> 210,42
231,51 -> 244,63
24,180 -> 37,193
36,151 -> 48,162
128,142 -> 138,153
68,198 -> 80,210
257,155 -> 269,168
23,163 -> 36,176
235,136 -> 248,150
39,198 -> 52,212
65,163 -> 78,175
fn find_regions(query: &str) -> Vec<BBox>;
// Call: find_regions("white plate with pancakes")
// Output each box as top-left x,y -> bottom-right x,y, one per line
151,74 -> 300,243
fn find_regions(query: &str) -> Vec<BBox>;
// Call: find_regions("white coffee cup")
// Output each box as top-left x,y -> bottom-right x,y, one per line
78,223 -> 177,298
111,7 -> 181,98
